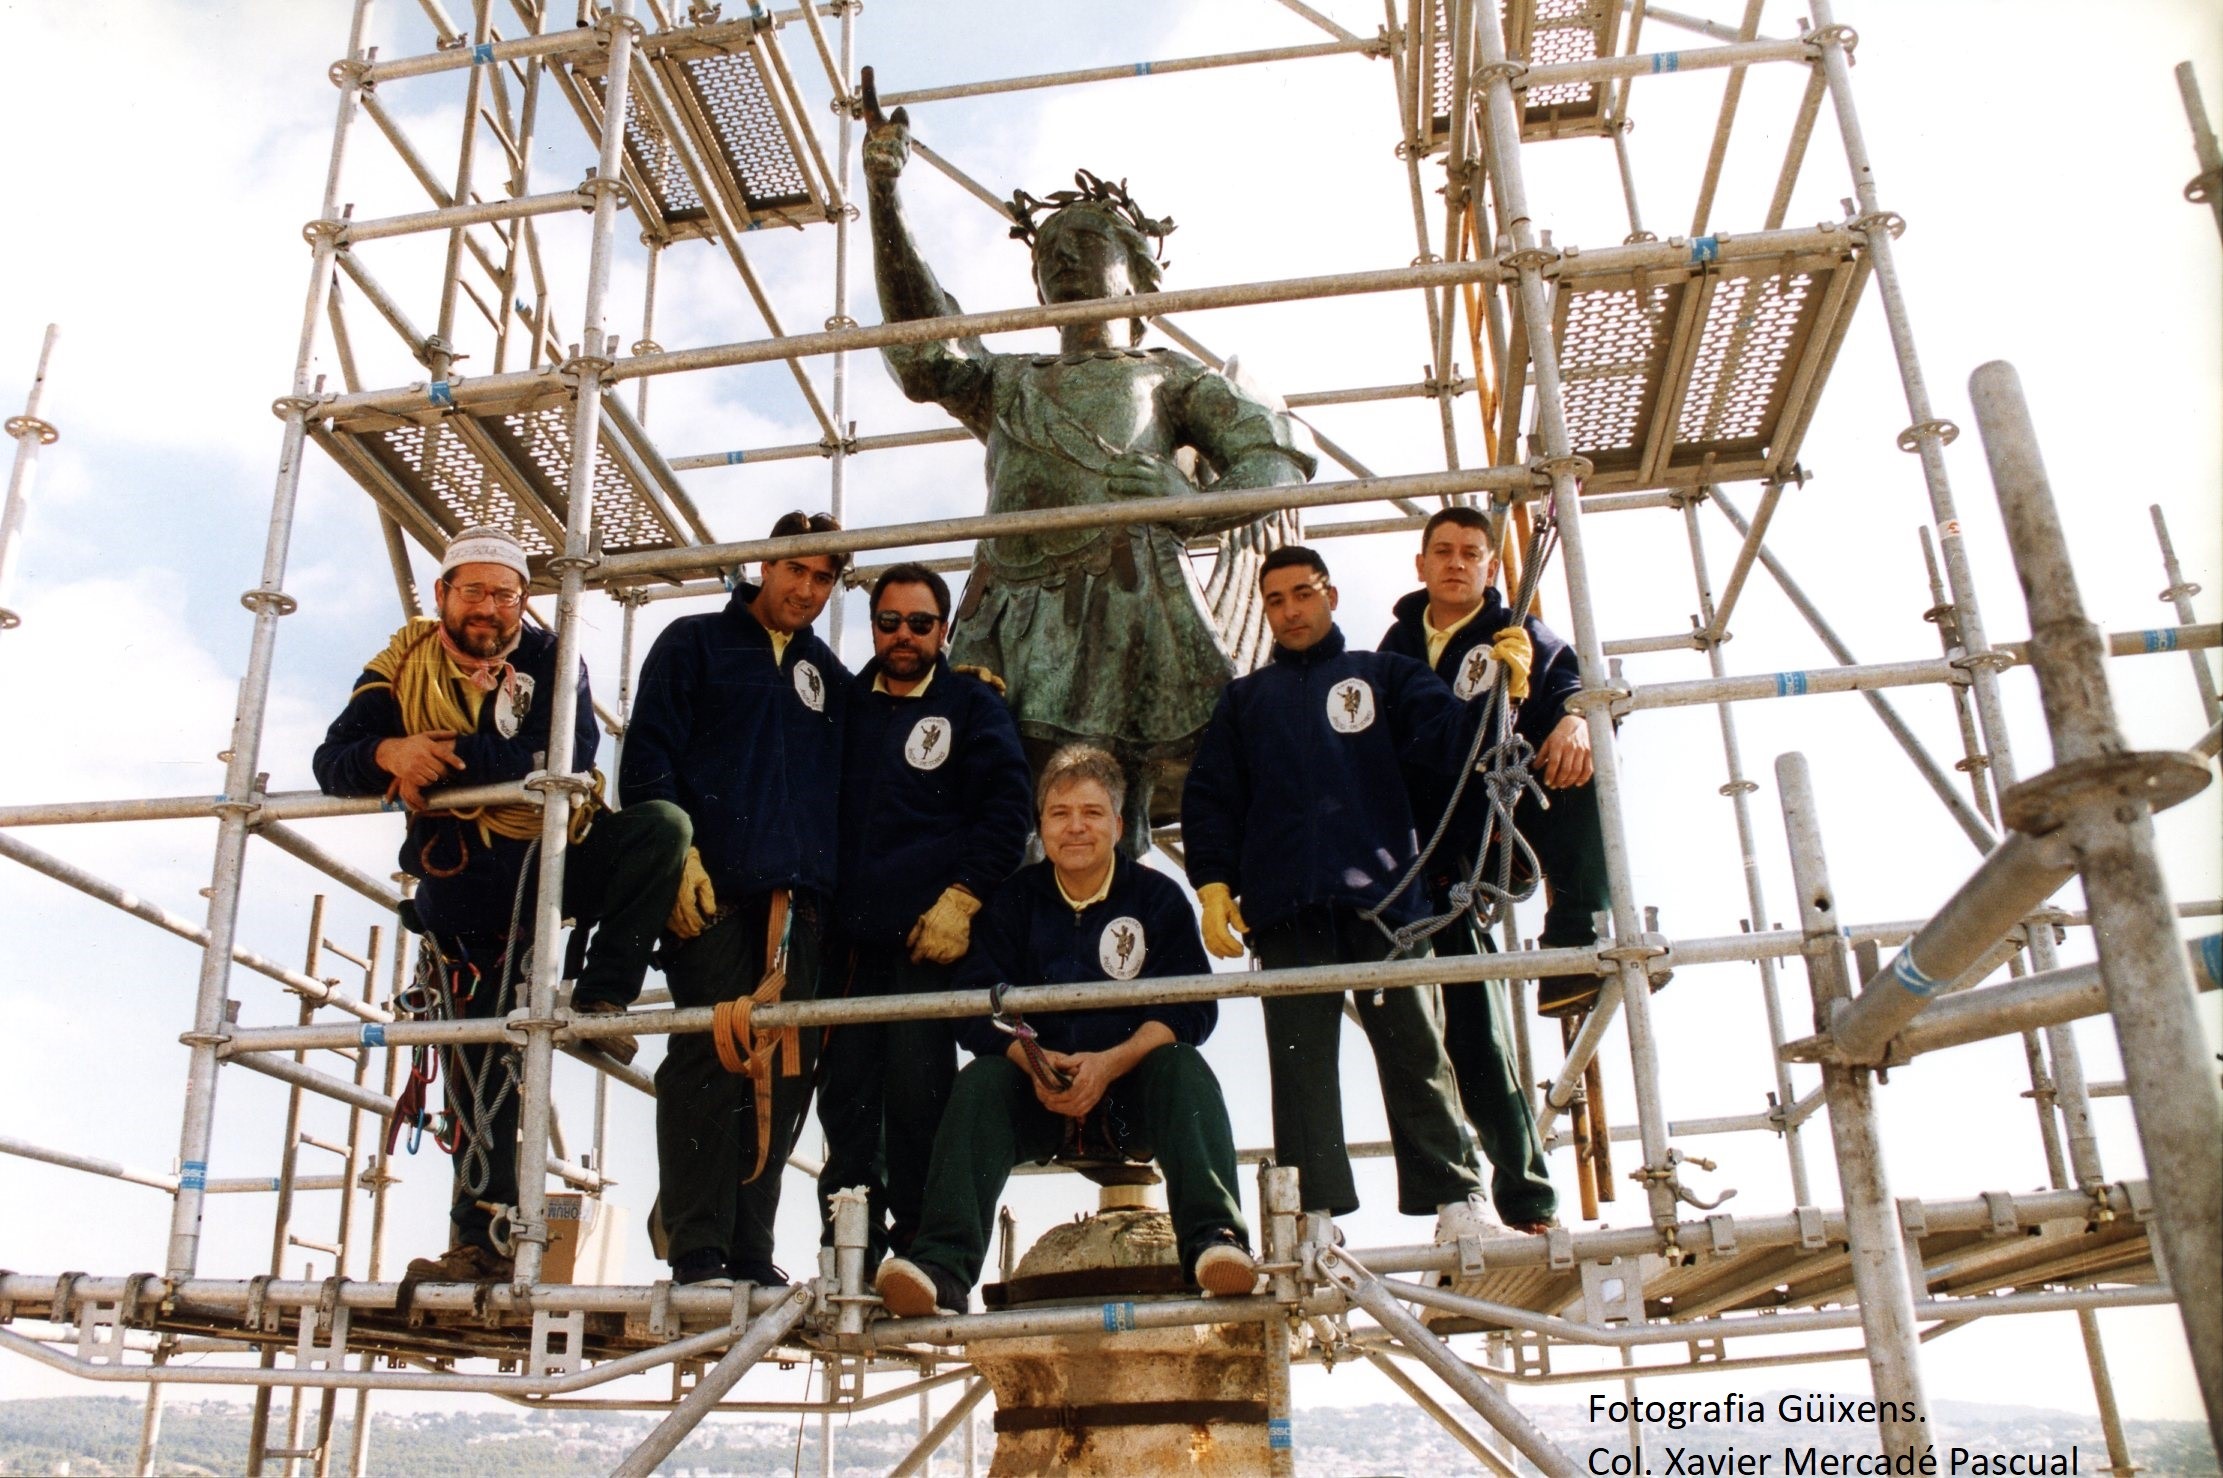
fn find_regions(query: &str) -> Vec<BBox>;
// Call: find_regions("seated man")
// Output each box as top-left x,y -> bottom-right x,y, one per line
1378,505 -> 1581,1232
313,525 -> 690,1283
1181,545 -> 1488,1226
875,745 -> 1255,1317
1379,505 -> 1610,1021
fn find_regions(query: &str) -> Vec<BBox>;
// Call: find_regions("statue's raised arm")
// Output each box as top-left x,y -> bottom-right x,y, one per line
858,74 -> 1317,847
861,68 -> 995,436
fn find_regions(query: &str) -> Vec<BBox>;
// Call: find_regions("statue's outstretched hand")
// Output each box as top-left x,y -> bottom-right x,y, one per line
859,66 -> 910,180
1104,450 -> 1194,503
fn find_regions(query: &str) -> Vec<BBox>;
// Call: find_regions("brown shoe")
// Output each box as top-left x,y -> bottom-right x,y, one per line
574,1000 -> 638,1066
403,1242 -> 513,1284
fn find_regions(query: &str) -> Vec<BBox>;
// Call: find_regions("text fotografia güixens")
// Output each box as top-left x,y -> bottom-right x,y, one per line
1582,1395 -> 2088,1477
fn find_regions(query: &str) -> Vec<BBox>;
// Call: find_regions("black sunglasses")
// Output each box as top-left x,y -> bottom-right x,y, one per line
873,610 -> 944,635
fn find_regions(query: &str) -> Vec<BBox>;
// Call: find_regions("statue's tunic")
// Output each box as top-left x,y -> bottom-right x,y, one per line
882,339 -> 1316,758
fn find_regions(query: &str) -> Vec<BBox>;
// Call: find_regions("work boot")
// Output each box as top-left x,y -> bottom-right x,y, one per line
876,1257 -> 965,1317
728,1256 -> 790,1288
402,1242 -> 513,1284
573,1000 -> 638,1066
671,1249 -> 734,1289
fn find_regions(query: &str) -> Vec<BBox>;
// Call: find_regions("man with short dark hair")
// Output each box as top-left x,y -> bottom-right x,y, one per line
1377,504 -> 1590,1231
818,561 -> 1034,1272
1181,546 -> 1487,1226
314,525 -> 691,1284
875,746 -> 1255,1317
622,511 -> 852,1288
1380,503 -> 1609,1020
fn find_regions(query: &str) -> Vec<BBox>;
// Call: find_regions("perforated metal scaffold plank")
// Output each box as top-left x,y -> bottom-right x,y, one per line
572,27 -> 829,240
1497,237 -> 1871,493
1506,0 -> 1621,140
310,382 -> 718,589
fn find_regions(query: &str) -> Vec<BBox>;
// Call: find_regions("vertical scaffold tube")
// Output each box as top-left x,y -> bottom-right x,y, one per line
1775,753 -> 1934,1462
1474,1 -> 1676,1226
1969,362 -> 2223,1447
0,322 -> 60,632
511,0 -> 640,1288
165,0 -> 376,1282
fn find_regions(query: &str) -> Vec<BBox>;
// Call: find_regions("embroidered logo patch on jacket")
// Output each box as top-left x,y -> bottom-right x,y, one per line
1099,916 -> 1148,979
905,715 -> 953,770
1325,677 -> 1376,733
1452,648 -> 1499,702
793,660 -> 826,712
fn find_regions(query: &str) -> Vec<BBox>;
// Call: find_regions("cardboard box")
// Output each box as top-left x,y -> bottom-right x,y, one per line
542,1194 -> 625,1283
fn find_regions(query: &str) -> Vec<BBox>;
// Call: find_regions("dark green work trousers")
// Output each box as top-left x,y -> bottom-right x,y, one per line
1435,916 -> 1558,1224
654,890 -> 823,1270
1514,775 -> 1611,949
906,1045 -> 1249,1295
440,798 -> 692,1253
815,946 -> 959,1270
1253,906 -> 1483,1218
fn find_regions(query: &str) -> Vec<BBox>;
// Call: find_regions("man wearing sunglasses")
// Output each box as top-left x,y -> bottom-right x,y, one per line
314,525 -> 691,1285
818,563 -> 1033,1276
623,511 -> 853,1288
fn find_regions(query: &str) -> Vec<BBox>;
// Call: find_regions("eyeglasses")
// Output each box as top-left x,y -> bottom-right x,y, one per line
873,610 -> 943,635
446,582 -> 524,609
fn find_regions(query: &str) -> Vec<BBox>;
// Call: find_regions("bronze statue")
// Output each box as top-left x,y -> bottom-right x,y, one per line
860,70 -> 1317,846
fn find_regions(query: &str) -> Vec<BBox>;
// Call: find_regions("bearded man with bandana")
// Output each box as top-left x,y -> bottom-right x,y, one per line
313,525 -> 691,1284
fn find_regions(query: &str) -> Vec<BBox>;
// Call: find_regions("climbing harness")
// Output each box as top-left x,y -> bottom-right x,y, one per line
1362,503 -> 1564,962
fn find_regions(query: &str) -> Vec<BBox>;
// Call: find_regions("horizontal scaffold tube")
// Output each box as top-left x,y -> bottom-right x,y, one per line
1828,829 -> 2081,1064
1826,935 -> 2223,1064
1513,36 -> 1817,92
0,829 -> 387,1023
875,37 -> 1381,108
309,226 -> 1857,418
0,778 -> 535,828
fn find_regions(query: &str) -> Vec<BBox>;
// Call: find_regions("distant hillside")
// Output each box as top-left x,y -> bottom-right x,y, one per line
1,1394 -> 2214,1475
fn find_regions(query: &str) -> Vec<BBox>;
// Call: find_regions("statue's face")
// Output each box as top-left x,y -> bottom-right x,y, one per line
1033,212 -> 1133,305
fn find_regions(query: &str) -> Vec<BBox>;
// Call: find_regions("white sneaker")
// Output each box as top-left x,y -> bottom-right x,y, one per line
1195,1241 -> 1260,1297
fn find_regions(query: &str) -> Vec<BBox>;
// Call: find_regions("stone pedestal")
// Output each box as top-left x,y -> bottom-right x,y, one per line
966,1207 -> 1271,1475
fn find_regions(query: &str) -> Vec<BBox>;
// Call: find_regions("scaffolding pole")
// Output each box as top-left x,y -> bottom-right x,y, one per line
0,323 -> 59,631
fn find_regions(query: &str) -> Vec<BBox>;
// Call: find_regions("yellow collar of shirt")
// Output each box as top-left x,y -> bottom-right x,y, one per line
767,629 -> 791,663
872,663 -> 937,698
1055,862 -> 1115,912
1423,599 -> 1487,669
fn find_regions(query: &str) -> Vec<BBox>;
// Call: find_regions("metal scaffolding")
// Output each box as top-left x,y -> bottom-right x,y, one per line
1,1 -> 2217,1473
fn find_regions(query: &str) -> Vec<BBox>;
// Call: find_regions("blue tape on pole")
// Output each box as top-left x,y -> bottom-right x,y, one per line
180,1161 -> 208,1191
428,381 -> 454,407
1653,51 -> 1682,73
1691,236 -> 1720,264
268,1178 -> 283,1191
1269,1418 -> 1294,1450
2142,628 -> 2179,653
1101,1302 -> 1135,1332
473,41 -> 495,64
2197,933 -> 2221,991
1890,950 -> 1946,998
1774,671 -> 1810,696
726,450 -> 746,465
361,1023 -> 387,1047
1135,61 -> 1152,75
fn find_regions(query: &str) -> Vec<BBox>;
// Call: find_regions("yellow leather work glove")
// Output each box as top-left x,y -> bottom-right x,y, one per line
1198,882 -> 1250,960
1490,626 -> 1533,702
667,847 -> 717,940
954,663 -> 1006,696
907,885 -> 983,965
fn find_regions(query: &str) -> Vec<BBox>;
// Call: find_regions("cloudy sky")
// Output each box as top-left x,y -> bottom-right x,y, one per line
0,0 -> 2217,1436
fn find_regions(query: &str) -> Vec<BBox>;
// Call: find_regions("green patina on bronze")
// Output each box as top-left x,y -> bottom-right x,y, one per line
861,73 -> 1315,836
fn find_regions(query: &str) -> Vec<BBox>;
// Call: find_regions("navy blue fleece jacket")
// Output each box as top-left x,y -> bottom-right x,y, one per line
835,655 -> 1034,949
1179,625 -> 1483,930
619,585 -> 849,902
952,856 -> 1215,1058
312,622 -> 597,940
1379,587 -> 1585,888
